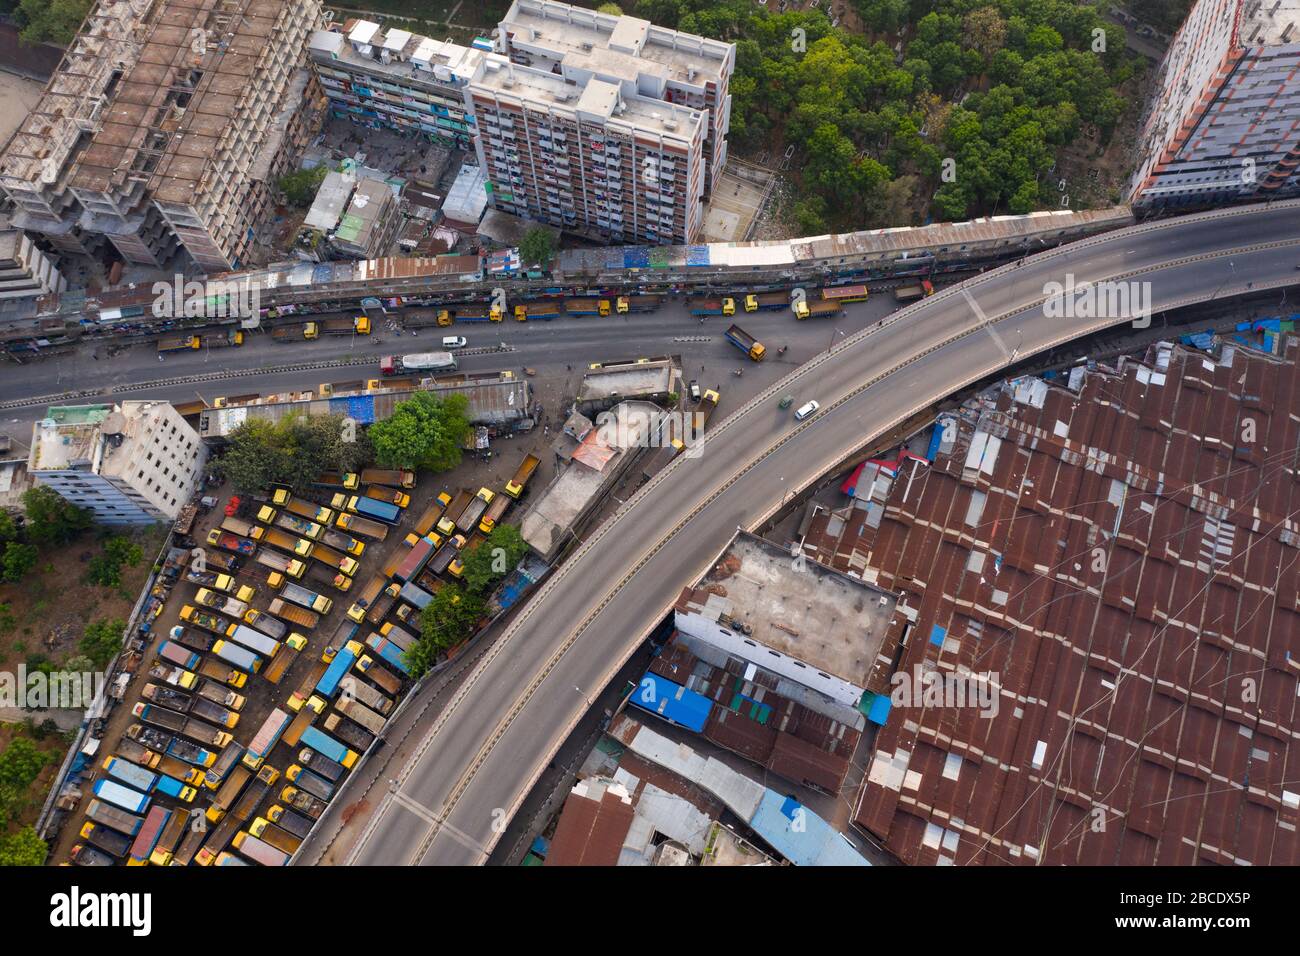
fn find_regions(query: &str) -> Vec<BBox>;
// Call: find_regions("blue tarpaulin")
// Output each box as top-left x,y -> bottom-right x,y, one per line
331,396 -> 375,424
866,693 -> 892,726
685,245 -> 711,266
929,623 -> 947,647
631,672 -> 711,732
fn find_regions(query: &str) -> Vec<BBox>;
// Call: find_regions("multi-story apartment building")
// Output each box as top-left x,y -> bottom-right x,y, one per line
29,402 -> 207,524
307,20 -> 488,151
0,227 -> 66,301
498,0 -> 733,200
0,0 -> 326,273
1128,0 -> 1300,212
307,1 -> 732,244
468,58 -> 706,244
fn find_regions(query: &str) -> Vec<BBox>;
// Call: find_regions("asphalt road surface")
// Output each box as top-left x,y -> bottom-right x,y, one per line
337,200 -> 1300,865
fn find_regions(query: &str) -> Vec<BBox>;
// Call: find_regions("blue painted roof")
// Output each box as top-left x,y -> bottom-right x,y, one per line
630,672 -> 711,733
749,791 -> 870,866
929,623 -> 947,647
867,693 -> 892,726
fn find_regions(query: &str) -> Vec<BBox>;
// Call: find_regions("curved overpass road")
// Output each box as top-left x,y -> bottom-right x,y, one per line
343,200 -> 1300,866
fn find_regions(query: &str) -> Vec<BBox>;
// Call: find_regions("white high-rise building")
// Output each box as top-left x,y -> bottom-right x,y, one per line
1129,0 -> 1300,211
29,402 -> 207,525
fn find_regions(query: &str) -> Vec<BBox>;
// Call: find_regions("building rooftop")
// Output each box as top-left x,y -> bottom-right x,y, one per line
29,404 -> 113,472
521,401 -> 657,559
471,58 -> 701,143
678,531 -> 898,698
578,358 -> 674,405
821,335 -> 1300,865
302,170 -> 356,234
502,0 -> 732,89
1241,0 -> 1300,45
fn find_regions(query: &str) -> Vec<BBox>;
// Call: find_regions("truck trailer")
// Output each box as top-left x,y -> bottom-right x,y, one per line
380,352 -> 457,375
724,324 -> 766,361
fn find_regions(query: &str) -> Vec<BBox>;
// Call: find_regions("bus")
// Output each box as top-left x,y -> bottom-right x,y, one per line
820,284 -> 869,303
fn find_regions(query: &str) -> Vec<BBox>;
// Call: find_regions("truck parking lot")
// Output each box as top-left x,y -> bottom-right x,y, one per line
52,432 -> 557,865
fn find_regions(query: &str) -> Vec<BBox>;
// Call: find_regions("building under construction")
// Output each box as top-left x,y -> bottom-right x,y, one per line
0,0 -> 326,272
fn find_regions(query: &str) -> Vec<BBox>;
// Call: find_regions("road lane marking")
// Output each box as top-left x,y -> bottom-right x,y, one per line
962,288 -> 1012,361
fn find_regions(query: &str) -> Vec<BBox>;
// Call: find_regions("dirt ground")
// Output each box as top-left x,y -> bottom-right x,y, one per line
0,71 -> 43,151
0,528 -> 165,674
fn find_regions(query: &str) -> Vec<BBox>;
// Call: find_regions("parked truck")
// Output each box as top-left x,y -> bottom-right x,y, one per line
196,679 -> 245,710
281,495 -> 334,525
206,530 -> 258,556
85,799 -> 144,837
140,682 -> 192,711
312,472 -> 359,492
266,804 -> 315,840
342,494 -> 402,525
242,708 -> 293,771
267,597 -> 319,631
198,657 -> 248,688
299,725 -> 359,770
356,654 -> 403,695
514,301 -> 562,321
185,568 -> 236,591
339,674 -> 393,715
336,695 -> 388,737
315,639 -> 363,699
180,605 -> 230,636
362,485 -> 411,509
255,549 -> 306,579
322,527 -> 365,556
335,511 -> 389,541
280,581 -> 333,615
365,582 -> 401,628
380,352 -> 457,375
505,453 -> 540,499
170,626 -> 216,654
445,304 -> 502,322
232,830 -> 289,866
271,323 -> 313,342
437,490 -> 474,534
212,639 -> 263,674
158,334 -> 200,353
280,786 -> 328,819
157,640 -> 200,670
148,660 -> 197,691
793,298 -> 843,319
311,542 -> 359,576
689,296 -> 737,317
320,315 -> 370,335
263,527 -> 313,558
893,279 -> 935,302
148,809 -> 189,865
364,632 -> 411,676
347,574 -> 388,623
242,607 -> 288,640
694,389 -> 721,432
565,297 -> 611,317
725,323 -> 767,361
456,487 -> 495,533
203,744 -> 246,791
196,587 -> 249,618
92,779 -> 151,815
127,806 -> 173,865
285,764 -> 335,801
132,703 -> 233,748
219,516 -> 265,540
263,633 -> 307,685
323,711 -> 374,750
79,821 -> 131,858
274,512 -> 323,541
473,493 -> 509,534
206,764 -> 252,823
194,765 -> 279,866
248,816 -> 302,854
743,291 -> 791,312
616,295 -> 660,313
226,624 -> 281,661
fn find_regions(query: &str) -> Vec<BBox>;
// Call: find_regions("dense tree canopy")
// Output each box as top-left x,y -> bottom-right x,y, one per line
632,0 -> 1140,228
368,393 -> 471,473
215,414 -> 373,494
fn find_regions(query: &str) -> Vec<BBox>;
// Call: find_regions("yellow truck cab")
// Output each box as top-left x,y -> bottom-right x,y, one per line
722,297 -> 736,316
437,309 -> 453,326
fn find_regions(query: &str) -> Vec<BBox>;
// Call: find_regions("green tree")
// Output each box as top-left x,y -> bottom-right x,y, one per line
597,2 -> 623,13
368,393 -> 471,473
86,535 -> 143,587
0,543 -> 38,584
458,525 -> 527,596
215,414 -> 372,493
278,166 -> 328,207
411,588 -> 485,676
0,826 -> 47,866
518,227 -> 556,269
0,511 -> 17,544
78,618 -> 126,669
15,0 -> 91,45
21,486 -> 90,546
0,738 -> 52,827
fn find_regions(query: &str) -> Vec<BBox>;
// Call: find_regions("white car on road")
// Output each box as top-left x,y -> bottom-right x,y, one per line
794,400 -> 820,421
442,336 -> 467,349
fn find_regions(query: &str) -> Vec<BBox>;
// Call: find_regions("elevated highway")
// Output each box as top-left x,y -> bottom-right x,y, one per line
335,200 -> 1300,865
